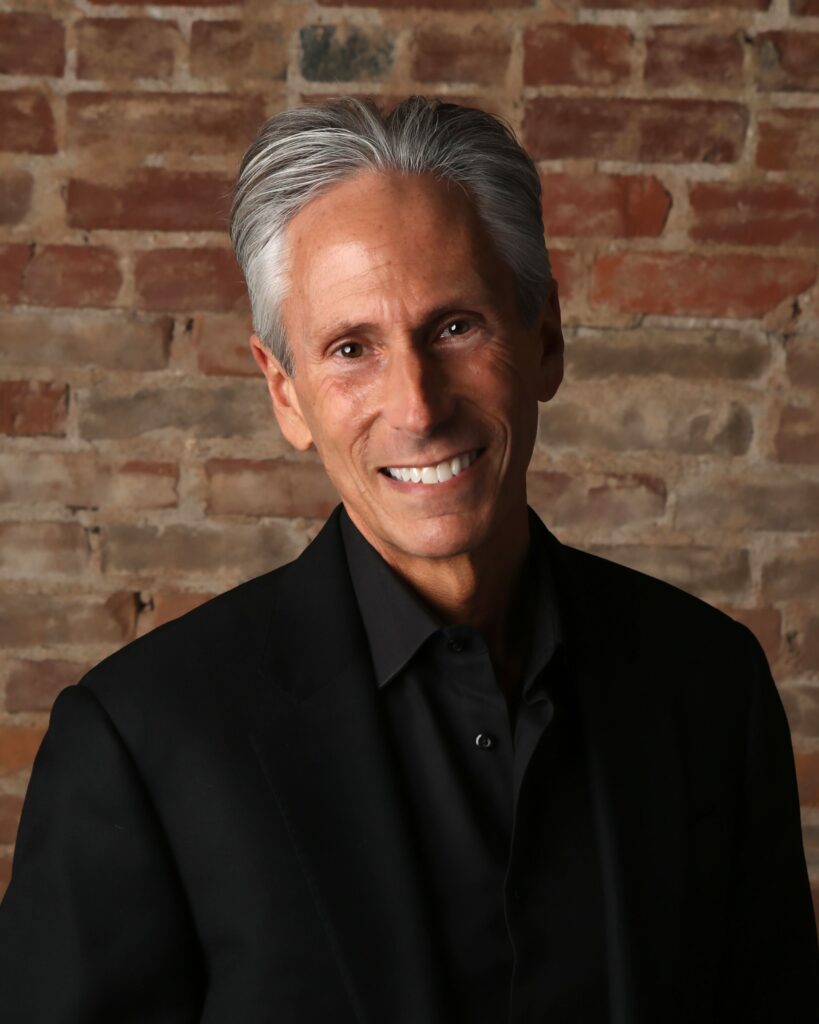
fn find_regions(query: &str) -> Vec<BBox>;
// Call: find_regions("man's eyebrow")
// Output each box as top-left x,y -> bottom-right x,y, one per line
313,297 -> 496,345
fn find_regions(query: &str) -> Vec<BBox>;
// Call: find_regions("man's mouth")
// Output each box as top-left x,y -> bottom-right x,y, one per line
379,447 -> 485,485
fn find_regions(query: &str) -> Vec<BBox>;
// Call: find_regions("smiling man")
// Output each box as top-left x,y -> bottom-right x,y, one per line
1,96 -> 817,1024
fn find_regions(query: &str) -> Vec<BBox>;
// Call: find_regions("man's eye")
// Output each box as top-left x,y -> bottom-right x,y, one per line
335,341 -> 363,359
442,319 -> 471,338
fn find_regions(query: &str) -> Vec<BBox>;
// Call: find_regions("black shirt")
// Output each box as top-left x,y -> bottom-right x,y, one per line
340,506 -> 609,1023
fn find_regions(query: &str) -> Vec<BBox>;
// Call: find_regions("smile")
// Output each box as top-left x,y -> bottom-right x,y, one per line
380,448 -> 485,485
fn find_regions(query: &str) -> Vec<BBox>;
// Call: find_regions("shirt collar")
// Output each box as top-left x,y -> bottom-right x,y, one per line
340,505 -> 565,697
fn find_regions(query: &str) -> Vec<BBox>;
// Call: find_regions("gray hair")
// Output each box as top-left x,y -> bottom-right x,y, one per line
229,95 -> 552,376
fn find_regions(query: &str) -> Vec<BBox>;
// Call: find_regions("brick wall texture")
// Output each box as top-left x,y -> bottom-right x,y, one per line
0,0 -> 817,925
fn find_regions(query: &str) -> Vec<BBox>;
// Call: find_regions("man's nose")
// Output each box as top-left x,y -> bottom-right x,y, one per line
381,344 -> 454,437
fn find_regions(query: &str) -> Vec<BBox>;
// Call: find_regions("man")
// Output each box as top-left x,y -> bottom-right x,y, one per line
0,96 -> 817,1023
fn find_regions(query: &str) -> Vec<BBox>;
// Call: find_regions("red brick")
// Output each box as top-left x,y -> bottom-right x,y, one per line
136,590 -> 215,636
675,472 -> 819,532
645,27 -> 743,88
22,245 -> 121,308
0,453 -> 178,509
757,109 -> 819,172
527,469 -> 666,529
76,17 -> 180,81
205,458 -> 340,517
135,248 -> 247,313
0,591 -> 136,647
565,327 -> 770,381
786,338 -> 819,389
6,659 -> 91,713
67,169 -> 233,232
588,544 -> 751,602
0,522 -> 90,577
190,20 -> 288,83
762,545 -> 819,601
0,858 -> 10,901
0,381 -> 67,437
0,310 -> 171,371
67,92 -> 267,161
318,0 -> 530,7
791,0 -> 819,12
723,606 -> 782,664
542,173 -> 670,238
89,0 -> 226,4
756,32 -> 819,92
524,98 -> 747,164
689,182 -> 819,247
0,90 -> 56,154
580,0 -> 767,7
0,726 -> 45,774
0,170 -> 33,226
0,13 -> 65,77
192,312 -> 256,376
796,750 -> 819,808
775,405 -> 819,464
413,24 -> 512,85
0,794 -> 23,844
524,23 -> 632,87
591,252 -> 816,318
0,244 -> 30,304
549,248 -> 583,306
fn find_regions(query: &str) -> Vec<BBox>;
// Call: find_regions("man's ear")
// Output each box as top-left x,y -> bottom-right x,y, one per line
249,334 -> 314,451
536,280 -> 564,403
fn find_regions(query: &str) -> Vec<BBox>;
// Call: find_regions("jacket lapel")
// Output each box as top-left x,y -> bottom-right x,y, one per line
248,507 -> 447,1024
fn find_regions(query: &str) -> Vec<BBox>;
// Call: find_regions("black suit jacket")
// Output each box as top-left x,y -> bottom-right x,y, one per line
1,505 -> 817,1023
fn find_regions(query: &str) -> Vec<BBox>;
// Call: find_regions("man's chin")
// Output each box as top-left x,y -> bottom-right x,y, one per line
373,512 -> 492,563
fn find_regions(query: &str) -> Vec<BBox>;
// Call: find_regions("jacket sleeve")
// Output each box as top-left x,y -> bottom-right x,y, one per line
0,684 -> 204,1022
714,626 -> 819,1021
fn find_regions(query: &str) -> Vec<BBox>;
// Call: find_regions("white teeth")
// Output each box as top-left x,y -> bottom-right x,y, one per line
384,449 -> 481,484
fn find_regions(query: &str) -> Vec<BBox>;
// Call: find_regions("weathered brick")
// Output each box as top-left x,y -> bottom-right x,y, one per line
645,27 -> 743,87
588,544 -> 751,601
0,13 -> 65,77
0,245 -> 30,304
0,522 -> 90,578
0,310 -> 172,371
689,182 -> 819,248
0,591 -> 136,647
675,472 -> 819,531
0,858 -> 10,901
527,470 -> 666,529
318,0 -> 530,7
89,0 -> 227,4
775,405 -> 819,464
136,590 -> 215,636
0,454 -> 178,509
134,248 -> 247,312
102,521 -> 305,578
67,169 -> 233,232
541,173 -> 670,238
786,338 -> 819,390
0,90 -> 56,154
762,547 -> 819,601
757,109 -> 819,172
722,606 -> 782,663
190,19 -> 288,82
580,0 -> 767,7
591,252 -> 816,318
538,387 -> 753,456
524,23 -> 632,87
524,98 -> 747,164
755,32 -> 819,92
782,686 -> 819,738
549,248 -> 583,306
0,381 -> 67,437
6,659 -> 91,713
413,24 -> 511,85
565,327 -> 770,381
205,458 -> 340,517
300,24 -> 394,82
0,170 -> 33,226
22,245 -> 121,308
67,92 -> 266,160
796,750 -> 819,808
791,0 -> 819,12
76,17 -> 180,81
79,381 -> 270,440
0,726 -> 45,774
0,794 -> 23,844
192,312 -> 256,376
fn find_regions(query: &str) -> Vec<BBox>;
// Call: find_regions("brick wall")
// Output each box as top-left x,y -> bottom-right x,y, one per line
0,0 -> 817,925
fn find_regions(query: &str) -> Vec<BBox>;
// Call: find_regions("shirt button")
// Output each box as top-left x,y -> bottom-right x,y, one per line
448,639 -> 465,653
475,733 -> 496,750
